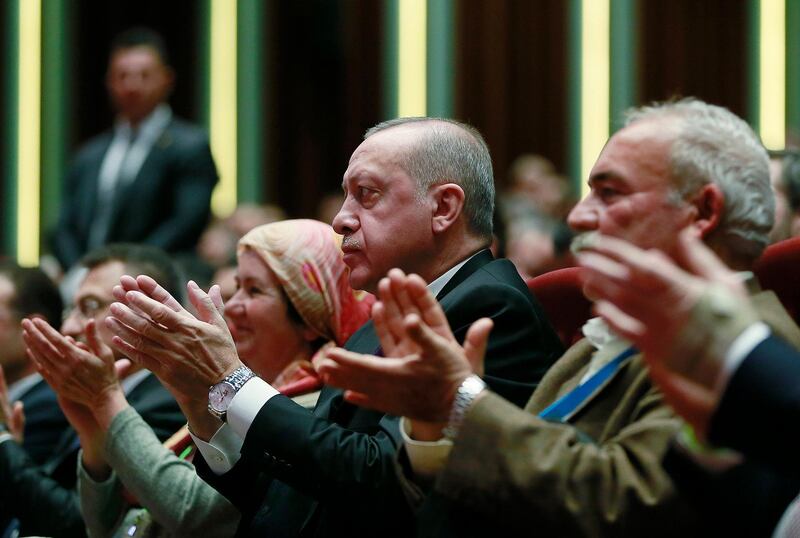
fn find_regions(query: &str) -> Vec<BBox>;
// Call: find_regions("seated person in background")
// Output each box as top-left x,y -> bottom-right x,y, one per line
769,149 -> 800,242
1,244 -> 186,538
0,262 -> 68,465
105,117 -> 564,536
23,219 -> 372,537
317,98 -> 800,537
579,231 -> 800,537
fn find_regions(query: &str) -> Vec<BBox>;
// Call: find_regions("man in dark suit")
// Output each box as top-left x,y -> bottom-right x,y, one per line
0,245 -> 186,538
0,263 -> 68,465
52,27 -> 218,270
106,118 -> 564,535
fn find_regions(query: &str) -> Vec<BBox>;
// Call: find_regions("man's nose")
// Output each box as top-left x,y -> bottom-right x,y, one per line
566,197 -> 600,232
332,201 -> 358,236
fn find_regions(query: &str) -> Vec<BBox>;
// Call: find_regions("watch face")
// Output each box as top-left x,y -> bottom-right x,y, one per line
209,381 -> 236,412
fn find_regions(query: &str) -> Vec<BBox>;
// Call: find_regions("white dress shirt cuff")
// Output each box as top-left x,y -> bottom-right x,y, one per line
190,423 -> 245,475
227,376 -> 280,440
714,322 -> 770,398
400,417 -> 453,477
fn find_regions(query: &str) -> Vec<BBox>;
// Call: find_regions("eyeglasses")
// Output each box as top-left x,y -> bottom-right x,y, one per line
63,296 -> 113,321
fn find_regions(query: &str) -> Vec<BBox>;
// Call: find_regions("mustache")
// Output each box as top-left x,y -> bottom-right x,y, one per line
341,237 -> 362,250
569,231 -> 599,256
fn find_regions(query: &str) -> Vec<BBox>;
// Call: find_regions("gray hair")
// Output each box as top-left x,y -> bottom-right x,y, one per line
625,98 -> 773,261
365,117 -> 495,239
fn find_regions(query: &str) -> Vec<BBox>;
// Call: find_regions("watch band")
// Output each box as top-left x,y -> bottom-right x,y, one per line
223,365 -> 257,392
207,365 -> 257,422
443,374 -> 486,440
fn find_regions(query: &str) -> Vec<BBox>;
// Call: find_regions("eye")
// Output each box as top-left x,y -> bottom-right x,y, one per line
358,186 -> 379,206
596,186 -> 621,202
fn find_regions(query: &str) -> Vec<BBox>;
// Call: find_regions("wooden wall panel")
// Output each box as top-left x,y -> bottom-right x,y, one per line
637,0 -> 749,118
454,0 -> 569,189
267,0 -> 383,217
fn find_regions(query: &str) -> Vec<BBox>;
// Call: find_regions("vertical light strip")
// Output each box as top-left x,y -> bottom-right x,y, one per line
609,0 -> 637,132
787,0 -> 800,135
237,0 -> 264,204
17,0 -> 42,266
759,0 -> 785,149
397,0 -> 427,117
580,0 -> 610,197
426,0 -> 453,118
209,0 -> 238,217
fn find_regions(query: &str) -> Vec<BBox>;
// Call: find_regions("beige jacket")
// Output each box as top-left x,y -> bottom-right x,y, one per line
432,290 -> 800,537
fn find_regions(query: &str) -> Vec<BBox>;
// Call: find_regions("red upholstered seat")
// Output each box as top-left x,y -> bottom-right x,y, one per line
527,267 -> 593,347
754,236 -> 800,324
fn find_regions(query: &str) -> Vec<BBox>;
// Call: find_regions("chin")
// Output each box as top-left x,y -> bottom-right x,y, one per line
347,270 -> 376,294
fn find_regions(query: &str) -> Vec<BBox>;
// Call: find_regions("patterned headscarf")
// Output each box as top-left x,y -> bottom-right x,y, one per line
238,219 -> 374,346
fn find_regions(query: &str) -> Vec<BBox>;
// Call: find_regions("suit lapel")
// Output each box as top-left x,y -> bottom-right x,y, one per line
436,249 -> 493,300
106,123 -> 173,238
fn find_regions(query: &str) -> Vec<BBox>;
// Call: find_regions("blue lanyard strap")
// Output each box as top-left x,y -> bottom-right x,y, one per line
539,346 -> 638,422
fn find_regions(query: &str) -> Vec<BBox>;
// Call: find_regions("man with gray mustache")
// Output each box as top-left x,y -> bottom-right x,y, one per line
317,99 -> 800,536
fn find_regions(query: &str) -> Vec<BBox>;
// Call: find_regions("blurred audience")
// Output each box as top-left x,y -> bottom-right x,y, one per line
316,98 -> 799,536
769,149 -> 800,242
2,244 -> 185,538
497,154 -> 576,279
0,263 -> 68,465
51,27 -> 217,273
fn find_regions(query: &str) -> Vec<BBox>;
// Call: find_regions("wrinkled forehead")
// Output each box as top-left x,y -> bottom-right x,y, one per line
592,120 -> 679,189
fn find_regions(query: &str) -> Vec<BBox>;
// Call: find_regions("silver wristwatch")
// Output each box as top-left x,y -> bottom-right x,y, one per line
208,365 -> 257,422
443,374 -> 486,440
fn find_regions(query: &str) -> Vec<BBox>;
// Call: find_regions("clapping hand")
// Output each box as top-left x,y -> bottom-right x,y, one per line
105,275 -> 243,401
577,231 -> 752,438
317,269 -> 492,426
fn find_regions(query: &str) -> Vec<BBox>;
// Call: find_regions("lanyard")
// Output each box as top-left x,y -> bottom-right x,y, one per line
538,346 -> 638,422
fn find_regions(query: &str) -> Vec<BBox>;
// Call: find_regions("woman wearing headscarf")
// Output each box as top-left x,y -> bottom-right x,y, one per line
24,220 -> 373,537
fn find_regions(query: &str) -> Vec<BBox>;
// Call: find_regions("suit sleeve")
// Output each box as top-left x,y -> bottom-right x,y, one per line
434,380 -> 687,536
0,440 -> 87,537
140,131 -> 218,252
709,334 -> 800,469
52,156 -> 90,269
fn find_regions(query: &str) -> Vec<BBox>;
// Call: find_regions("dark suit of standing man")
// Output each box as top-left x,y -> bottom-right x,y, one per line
109,118 -> 564,536
52,28 -> 217,270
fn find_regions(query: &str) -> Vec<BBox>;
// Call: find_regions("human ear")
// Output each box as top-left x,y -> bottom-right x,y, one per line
688,184 -> 724,239
430,183 -> 465,235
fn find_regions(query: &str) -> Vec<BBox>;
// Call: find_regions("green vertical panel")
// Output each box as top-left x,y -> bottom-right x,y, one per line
198,0 -> 211,129
568,0 -> 583,191
237,0 -> 264,203
748,0 -> 761,131
383,0 -> 399,119
4,0 -> 19,257
427,0 -> 453,118
787,0 -> 800,137
41,0 -> 68,246
609,0 -> 636,132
